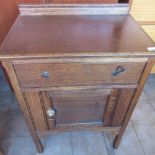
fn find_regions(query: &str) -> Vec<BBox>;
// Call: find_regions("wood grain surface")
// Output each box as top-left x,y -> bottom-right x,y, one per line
0,0 -> 130,46
0,2 -> 155,153
19,4 -> 129,15
51,89 -> 110,124
14,61 -> 146,88
0,0 -> 18,45
16,0 -> 129,3
0,14 -> 154,59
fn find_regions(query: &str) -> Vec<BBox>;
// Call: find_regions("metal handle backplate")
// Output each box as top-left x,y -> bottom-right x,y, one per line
112,66 -> 125,77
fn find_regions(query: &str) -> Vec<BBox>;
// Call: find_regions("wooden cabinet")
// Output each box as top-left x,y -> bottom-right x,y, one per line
0,4 -> 155,153
14,58 -> 146,133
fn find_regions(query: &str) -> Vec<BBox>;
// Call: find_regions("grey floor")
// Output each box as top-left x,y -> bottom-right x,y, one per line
0,69 -> 155,155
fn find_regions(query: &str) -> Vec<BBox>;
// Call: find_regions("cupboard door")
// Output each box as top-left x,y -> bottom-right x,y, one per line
50,89 -> 111,126
23,88 -> 135,132
111,88 -> 136,127
47,88 -> 122,129
23,91 -> 55,132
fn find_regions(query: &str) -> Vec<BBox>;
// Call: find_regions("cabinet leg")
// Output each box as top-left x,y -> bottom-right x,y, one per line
20,105 -> 44,153
112,60 -> 155,148
113,133 -> 122,148
21,94 -> 44,153
32,134 -> 43,153
2,61 -> 44,153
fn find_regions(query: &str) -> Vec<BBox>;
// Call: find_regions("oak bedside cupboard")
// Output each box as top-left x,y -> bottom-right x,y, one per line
0,1 -> 155,153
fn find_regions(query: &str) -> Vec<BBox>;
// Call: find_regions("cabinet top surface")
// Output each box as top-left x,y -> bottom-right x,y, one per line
0,13 -> 155,59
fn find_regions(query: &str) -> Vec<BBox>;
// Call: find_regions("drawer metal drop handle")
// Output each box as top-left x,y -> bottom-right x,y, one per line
41,71 -> 49,79
47,108 -> 56,119
112,66 -> 125,77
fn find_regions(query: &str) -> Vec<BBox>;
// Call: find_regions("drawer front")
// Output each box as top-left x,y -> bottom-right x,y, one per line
14,60 -> 146,88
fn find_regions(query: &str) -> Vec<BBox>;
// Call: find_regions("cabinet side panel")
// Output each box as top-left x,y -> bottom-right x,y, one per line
2,60 -> 43,152
111,88 -> 135,127
23,91 -> 48,132
113,59 -> 155,148
103,89 -> 119,127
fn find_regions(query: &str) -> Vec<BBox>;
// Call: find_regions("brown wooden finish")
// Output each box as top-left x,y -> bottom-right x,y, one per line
54,103 -> 105,124
49,88 -> 111,97
21,84 -> 138,91
16,0 -> 45,3
1,4 -> 155,153
48,0 -> 118,3
39,126 -> 121,137
0,14 -> 154,59
103,89 -> 119,126
50,89 -> 110,125
0,0 -> 130,46
0,0 -> 130,47
0,0 -> 18,45
0,0 -> 19,91
16,0 -> 130,3
0,1 -> 130,48
111,88 -> 135,126
23,91 -> 48,132
14,61 -> 146,88
113,59 -> 155,148
40,92 -> 55,130
1,60 -> 43,153
19,4 -> 129,15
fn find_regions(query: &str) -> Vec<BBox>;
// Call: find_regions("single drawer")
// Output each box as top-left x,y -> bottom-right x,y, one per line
13,58 -> 146,88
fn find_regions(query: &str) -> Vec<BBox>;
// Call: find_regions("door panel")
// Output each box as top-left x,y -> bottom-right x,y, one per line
23,88 -> 134,132
49,89 -> 111,126
111,88 -> 135,126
